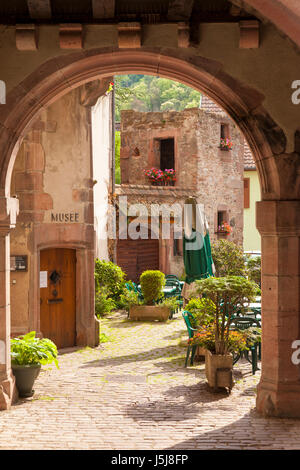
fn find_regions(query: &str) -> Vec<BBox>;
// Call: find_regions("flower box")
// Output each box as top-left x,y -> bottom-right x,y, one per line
129,305 -> 170,322
219,138 -> 233,150
144,168 -> 176,186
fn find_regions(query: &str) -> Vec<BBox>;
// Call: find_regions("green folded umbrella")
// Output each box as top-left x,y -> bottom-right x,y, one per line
183,200 -> 214,284
183,229 -> 213,284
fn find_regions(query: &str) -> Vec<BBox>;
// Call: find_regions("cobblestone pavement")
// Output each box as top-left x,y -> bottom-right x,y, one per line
1,311 -> 300,450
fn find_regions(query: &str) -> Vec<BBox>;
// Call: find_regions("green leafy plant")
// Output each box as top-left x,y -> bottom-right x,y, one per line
195,276 -> 257,355
242,326 -> 262,347
211,239 -> 246,277
188,324 -> 248,354
119,289 -> 141,312
95,287 -> 116,318
158,296 -> 179,311
95,259 -> 126,300
140,270 -> 165,305
246,256 -> 261,287
185,297 -> 216,329
11,331 -> 59,368
99,333 -> 110,343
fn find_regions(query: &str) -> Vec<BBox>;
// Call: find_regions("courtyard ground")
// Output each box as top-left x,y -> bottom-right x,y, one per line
1,311 -> 300,450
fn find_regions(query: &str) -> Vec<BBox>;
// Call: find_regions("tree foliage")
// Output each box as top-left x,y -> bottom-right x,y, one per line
246,256 -> 261,287
211,239 -> 246,277
114,74 -> 201,121
195,276 -> 257,355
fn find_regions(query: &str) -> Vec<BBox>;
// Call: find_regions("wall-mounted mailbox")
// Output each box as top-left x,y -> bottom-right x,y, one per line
10,255 -> 28,272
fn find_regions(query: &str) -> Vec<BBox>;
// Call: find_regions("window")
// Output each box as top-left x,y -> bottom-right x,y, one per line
218,210 -> 227,226
220,123 -> 229,140
160,138 -> 175,170
244,178 -> 250,208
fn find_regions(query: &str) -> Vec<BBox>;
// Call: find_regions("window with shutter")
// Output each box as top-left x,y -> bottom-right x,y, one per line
244,178 -> 250,208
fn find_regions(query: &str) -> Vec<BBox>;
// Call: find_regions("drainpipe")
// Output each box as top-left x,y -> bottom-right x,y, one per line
111,77 -> 115,196
111,78 -> 117,263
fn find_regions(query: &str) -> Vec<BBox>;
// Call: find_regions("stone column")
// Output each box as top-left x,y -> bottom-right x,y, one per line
256,200 -> 300,417
0,197 -> 19,410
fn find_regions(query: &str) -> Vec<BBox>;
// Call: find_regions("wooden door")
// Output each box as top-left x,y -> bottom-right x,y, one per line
40,248 -> 76,349
117,237 -> 159,283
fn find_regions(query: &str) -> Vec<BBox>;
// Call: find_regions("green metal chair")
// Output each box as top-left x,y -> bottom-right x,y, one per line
230,316 -> 261,374
125,282 -> 143,301
182,311 -> 198,367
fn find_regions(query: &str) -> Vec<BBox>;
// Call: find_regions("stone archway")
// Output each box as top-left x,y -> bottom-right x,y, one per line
0,48 -> 299,417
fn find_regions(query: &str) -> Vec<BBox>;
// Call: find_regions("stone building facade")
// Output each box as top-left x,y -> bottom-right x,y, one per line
116,100 -> 245,280
9,81 -> 112,349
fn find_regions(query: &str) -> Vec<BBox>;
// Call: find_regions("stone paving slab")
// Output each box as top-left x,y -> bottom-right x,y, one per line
1,311 -> 300,450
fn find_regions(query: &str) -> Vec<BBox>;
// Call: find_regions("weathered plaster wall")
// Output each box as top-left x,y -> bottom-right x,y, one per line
92,93 -> 112,261
9,88 -> 95,337
244,169 -> 262,251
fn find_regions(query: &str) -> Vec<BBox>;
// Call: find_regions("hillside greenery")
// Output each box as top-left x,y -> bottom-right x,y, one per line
114,74 -> 202,121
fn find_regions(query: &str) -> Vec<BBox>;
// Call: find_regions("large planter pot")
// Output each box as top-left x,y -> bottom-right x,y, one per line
205,350 -> 233,391
12,364 -> 41,398
194,346 -> 206,361
129,305 -> 170,322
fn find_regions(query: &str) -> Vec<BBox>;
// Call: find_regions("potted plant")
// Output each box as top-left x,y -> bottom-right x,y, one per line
163,169 -> 176,186
217,222 -> 232,235
219,138 -> 233,150
185,297 -> 216,358
11,331 -> 59,398
193,276 -> 257,391
144,168 -> 164,186
129,270 -> 170,321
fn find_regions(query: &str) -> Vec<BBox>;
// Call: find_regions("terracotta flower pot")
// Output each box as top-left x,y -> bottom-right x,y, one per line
205,350 -> 234,391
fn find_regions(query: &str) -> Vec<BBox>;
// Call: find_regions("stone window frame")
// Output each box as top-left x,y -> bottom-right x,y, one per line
214,205 -> 230,234
149,131 -> 179,186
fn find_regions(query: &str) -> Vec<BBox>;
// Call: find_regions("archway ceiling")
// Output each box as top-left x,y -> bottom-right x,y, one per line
0,1 -> 298,46
0,0 -> 265,24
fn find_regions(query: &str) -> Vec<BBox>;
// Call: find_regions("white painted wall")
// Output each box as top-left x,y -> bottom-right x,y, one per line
91,92 -> 112,260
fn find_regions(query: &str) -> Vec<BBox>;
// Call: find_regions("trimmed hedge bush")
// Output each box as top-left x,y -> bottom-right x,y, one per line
95,259 -> 126,299
140,270 -> 165,305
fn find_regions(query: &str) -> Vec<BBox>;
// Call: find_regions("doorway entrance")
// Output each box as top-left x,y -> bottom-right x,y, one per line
117,237 -> 159,283
40,248 -> 76,349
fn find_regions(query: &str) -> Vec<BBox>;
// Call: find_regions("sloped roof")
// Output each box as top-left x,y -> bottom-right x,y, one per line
244,141 -> 256,170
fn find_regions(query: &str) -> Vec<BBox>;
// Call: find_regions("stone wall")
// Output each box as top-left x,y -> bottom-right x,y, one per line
119,106 -> 244,248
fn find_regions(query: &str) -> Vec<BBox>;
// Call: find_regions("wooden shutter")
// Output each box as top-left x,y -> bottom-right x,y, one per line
244,178 -> 250,208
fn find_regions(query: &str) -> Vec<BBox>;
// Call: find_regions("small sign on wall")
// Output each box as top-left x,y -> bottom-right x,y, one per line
40,271 -> 48,288
10,255 -> 28,272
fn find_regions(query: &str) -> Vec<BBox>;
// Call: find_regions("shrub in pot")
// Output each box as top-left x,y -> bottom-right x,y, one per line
129,270 -> 169,321
193,276 -> 257,390
140,270 -> 165,305
11,331 -> 59,398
